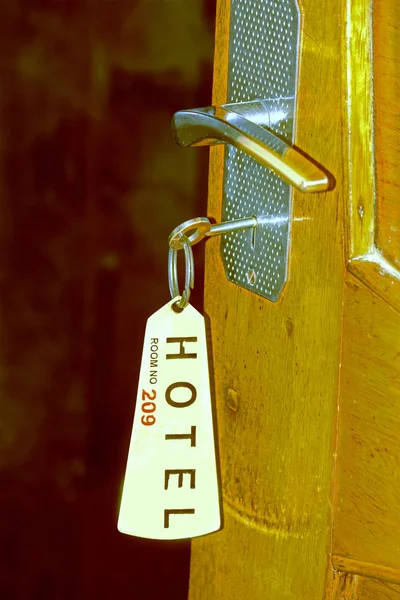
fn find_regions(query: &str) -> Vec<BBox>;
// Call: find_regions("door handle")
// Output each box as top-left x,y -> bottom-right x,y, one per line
170,1 -> 332,303
172,102 -> 329,193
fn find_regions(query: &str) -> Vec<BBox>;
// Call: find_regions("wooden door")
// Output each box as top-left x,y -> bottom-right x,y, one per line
188,1 -> 400,598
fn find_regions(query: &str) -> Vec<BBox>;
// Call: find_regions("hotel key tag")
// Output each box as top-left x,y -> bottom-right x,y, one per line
118,229 -> 221,540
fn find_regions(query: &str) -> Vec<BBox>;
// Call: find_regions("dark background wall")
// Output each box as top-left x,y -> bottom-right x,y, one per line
0,1 -> 215,598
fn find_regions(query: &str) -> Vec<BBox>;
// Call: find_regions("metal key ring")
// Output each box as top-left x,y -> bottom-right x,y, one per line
168,234 -> 194,309
168,217 -> 211,250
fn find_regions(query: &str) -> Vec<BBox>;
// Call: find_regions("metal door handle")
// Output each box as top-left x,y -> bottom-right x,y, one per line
172,102 -> 329,193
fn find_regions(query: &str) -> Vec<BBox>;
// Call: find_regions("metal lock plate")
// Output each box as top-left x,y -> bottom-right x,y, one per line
221,0 -> 300,301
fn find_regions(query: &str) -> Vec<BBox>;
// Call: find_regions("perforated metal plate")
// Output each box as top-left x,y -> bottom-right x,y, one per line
221,0 -> 300,301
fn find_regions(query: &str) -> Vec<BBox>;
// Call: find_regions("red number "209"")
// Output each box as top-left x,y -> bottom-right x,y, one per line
141,389 -> 156,426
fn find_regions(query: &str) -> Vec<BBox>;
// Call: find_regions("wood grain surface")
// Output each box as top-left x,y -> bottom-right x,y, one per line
325,569 -> 400,600
332,276 -> 400,569
332,0 -> 400,579
374,0 -> 400,270
188,0 -> 400,598
189,0 -> 344,598
345,0 -> 400,313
